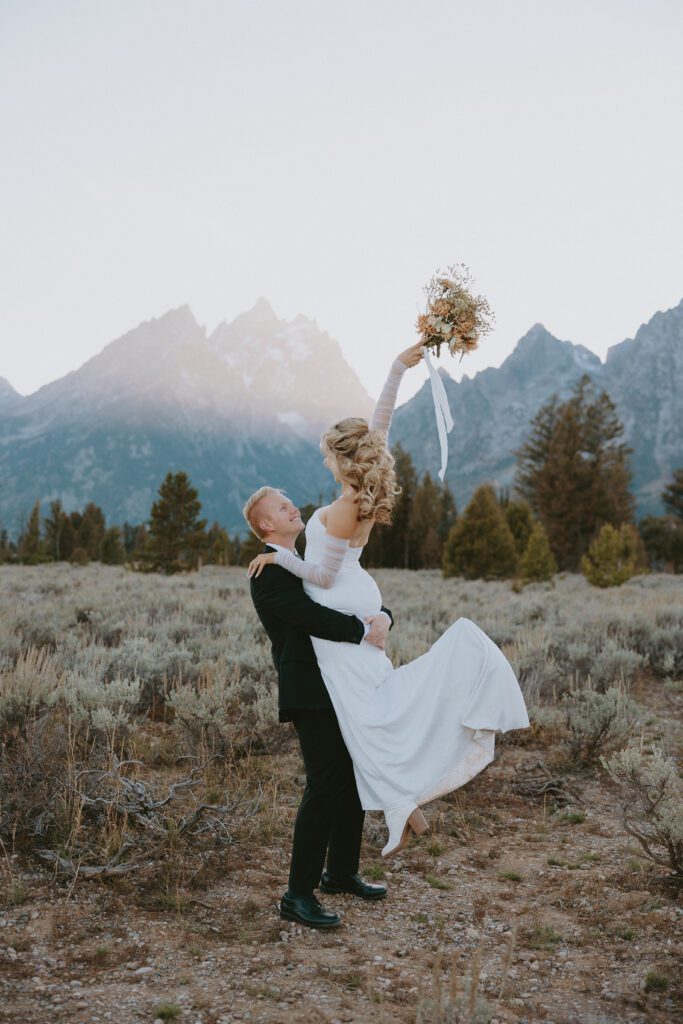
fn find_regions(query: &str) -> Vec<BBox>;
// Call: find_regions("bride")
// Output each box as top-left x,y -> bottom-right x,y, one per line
248,343 -> 529,857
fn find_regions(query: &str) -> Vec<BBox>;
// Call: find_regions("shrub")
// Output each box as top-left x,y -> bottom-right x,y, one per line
589,638 -> 646,692
564,685 -> 638,765
581,523 -> 645,588
167,664 -> 279,754
601,746 -> 683,876
521,522 -> 557,583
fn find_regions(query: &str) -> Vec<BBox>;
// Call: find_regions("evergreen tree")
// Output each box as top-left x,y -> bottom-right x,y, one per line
145,472 -> 207,574
58,515 -> 76,561
131,524 -> 149,564
437,483 -> 457,551
364,444 -> 417,568
77,502 -> 106,560
520,521 -> 558,582
101,526 -> 125,565
662,468 -> 683,521
638,515 -> 683,573
443,484 -> 518,580
408,472 -> 443,569
18,500 -> 47,564
203,522 -> 236,565
515,375 -> 633,570
505,500 -> 535,558
44,499 -> 67,561
0,528 -> 14,564
581,523 -> 645,588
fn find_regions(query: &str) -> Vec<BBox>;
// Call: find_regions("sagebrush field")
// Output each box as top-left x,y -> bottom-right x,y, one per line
0,564 -> 681,1024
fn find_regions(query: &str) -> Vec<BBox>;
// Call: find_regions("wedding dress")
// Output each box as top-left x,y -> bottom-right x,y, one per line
273,359 -> 530,856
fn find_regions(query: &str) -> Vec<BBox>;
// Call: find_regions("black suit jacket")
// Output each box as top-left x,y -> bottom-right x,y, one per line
250,544 -> 393,721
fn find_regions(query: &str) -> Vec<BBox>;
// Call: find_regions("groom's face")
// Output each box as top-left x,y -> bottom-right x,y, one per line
259,493 -> 304,539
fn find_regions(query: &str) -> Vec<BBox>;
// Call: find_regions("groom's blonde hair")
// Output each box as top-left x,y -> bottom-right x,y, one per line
242,486 -> 285,540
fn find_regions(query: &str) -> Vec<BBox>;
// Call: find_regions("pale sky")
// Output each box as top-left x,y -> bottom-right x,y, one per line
1,0 -> 682,405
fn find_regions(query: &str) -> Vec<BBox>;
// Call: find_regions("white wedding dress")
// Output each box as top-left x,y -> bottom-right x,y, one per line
273,357 -> 530,856
300,508 -> 529,856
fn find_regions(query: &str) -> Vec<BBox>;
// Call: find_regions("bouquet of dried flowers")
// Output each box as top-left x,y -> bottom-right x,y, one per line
416,264 -> 494,358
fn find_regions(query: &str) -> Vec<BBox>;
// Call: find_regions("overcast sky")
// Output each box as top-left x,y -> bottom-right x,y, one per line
1,0 -> 682,405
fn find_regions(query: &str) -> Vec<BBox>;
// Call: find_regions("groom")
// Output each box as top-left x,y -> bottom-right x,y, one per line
243,486 -> 391,929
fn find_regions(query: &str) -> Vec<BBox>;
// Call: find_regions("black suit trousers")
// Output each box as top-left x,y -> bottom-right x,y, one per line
288,709 -> 364,896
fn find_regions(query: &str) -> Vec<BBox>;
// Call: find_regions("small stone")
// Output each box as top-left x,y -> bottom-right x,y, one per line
134,966 -> 153,976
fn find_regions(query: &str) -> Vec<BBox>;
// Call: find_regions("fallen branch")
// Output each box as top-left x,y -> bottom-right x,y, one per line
512,759 -> 583,806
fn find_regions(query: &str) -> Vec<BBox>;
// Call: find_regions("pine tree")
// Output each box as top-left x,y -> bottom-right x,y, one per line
443,484 -> 518,580
101,526 -> 125,565
145,472 -> 207,574
438,483 -> 457,550
77,502 -> 106,560
639,515 -> 683,573
364,444 -> 417,568
131,524 -> 149,564
44,499 -> 67,561
0,528 -> 14,564
203,522 -> 236,566
18,500 -> 47,565
520,521 -> 558,582
581,523 -> 644,588
409,472 -> 445,569
662,468 -> 683,521
515,375 -> 634,570
505,500 -> 535,558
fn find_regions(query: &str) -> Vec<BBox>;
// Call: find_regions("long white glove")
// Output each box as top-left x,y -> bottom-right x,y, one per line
370,358 -> 407,438
274,533 -> 350,589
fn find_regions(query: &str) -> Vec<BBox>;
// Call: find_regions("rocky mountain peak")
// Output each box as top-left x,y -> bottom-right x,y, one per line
0,376 -> 21,404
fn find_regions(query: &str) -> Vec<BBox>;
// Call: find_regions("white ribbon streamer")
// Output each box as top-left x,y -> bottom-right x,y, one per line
421,346 -> 454,482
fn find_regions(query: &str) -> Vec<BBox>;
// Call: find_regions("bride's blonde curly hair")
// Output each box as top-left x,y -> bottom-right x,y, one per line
320,418 -> 400,524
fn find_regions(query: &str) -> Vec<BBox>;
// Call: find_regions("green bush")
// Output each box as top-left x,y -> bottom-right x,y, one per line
521,522 -> 557,583
581,523 -> 645,588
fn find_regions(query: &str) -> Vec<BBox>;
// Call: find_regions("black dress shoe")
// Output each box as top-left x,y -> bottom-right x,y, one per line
319,871 -> 387,900
279,892 -> 342,929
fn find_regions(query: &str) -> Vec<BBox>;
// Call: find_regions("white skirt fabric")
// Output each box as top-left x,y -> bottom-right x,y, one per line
303,510 -> 530,855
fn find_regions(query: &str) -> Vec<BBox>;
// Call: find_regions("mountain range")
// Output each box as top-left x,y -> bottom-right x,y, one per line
392,299 -> 683,517
1,297 -> 681,537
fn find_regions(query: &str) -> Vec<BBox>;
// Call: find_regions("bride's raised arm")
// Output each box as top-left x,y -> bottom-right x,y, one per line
370,342 -> 424,439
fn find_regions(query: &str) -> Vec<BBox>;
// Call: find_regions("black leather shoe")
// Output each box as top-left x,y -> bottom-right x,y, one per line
319,871 -> 387,900
279,892 -> 342,929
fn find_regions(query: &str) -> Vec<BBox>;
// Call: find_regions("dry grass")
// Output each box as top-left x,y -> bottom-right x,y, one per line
0,564 -> 681,1023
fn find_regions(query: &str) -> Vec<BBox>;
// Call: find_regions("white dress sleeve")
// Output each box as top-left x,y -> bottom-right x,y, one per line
273,533 -> 350,589
370,358 -> 407,438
